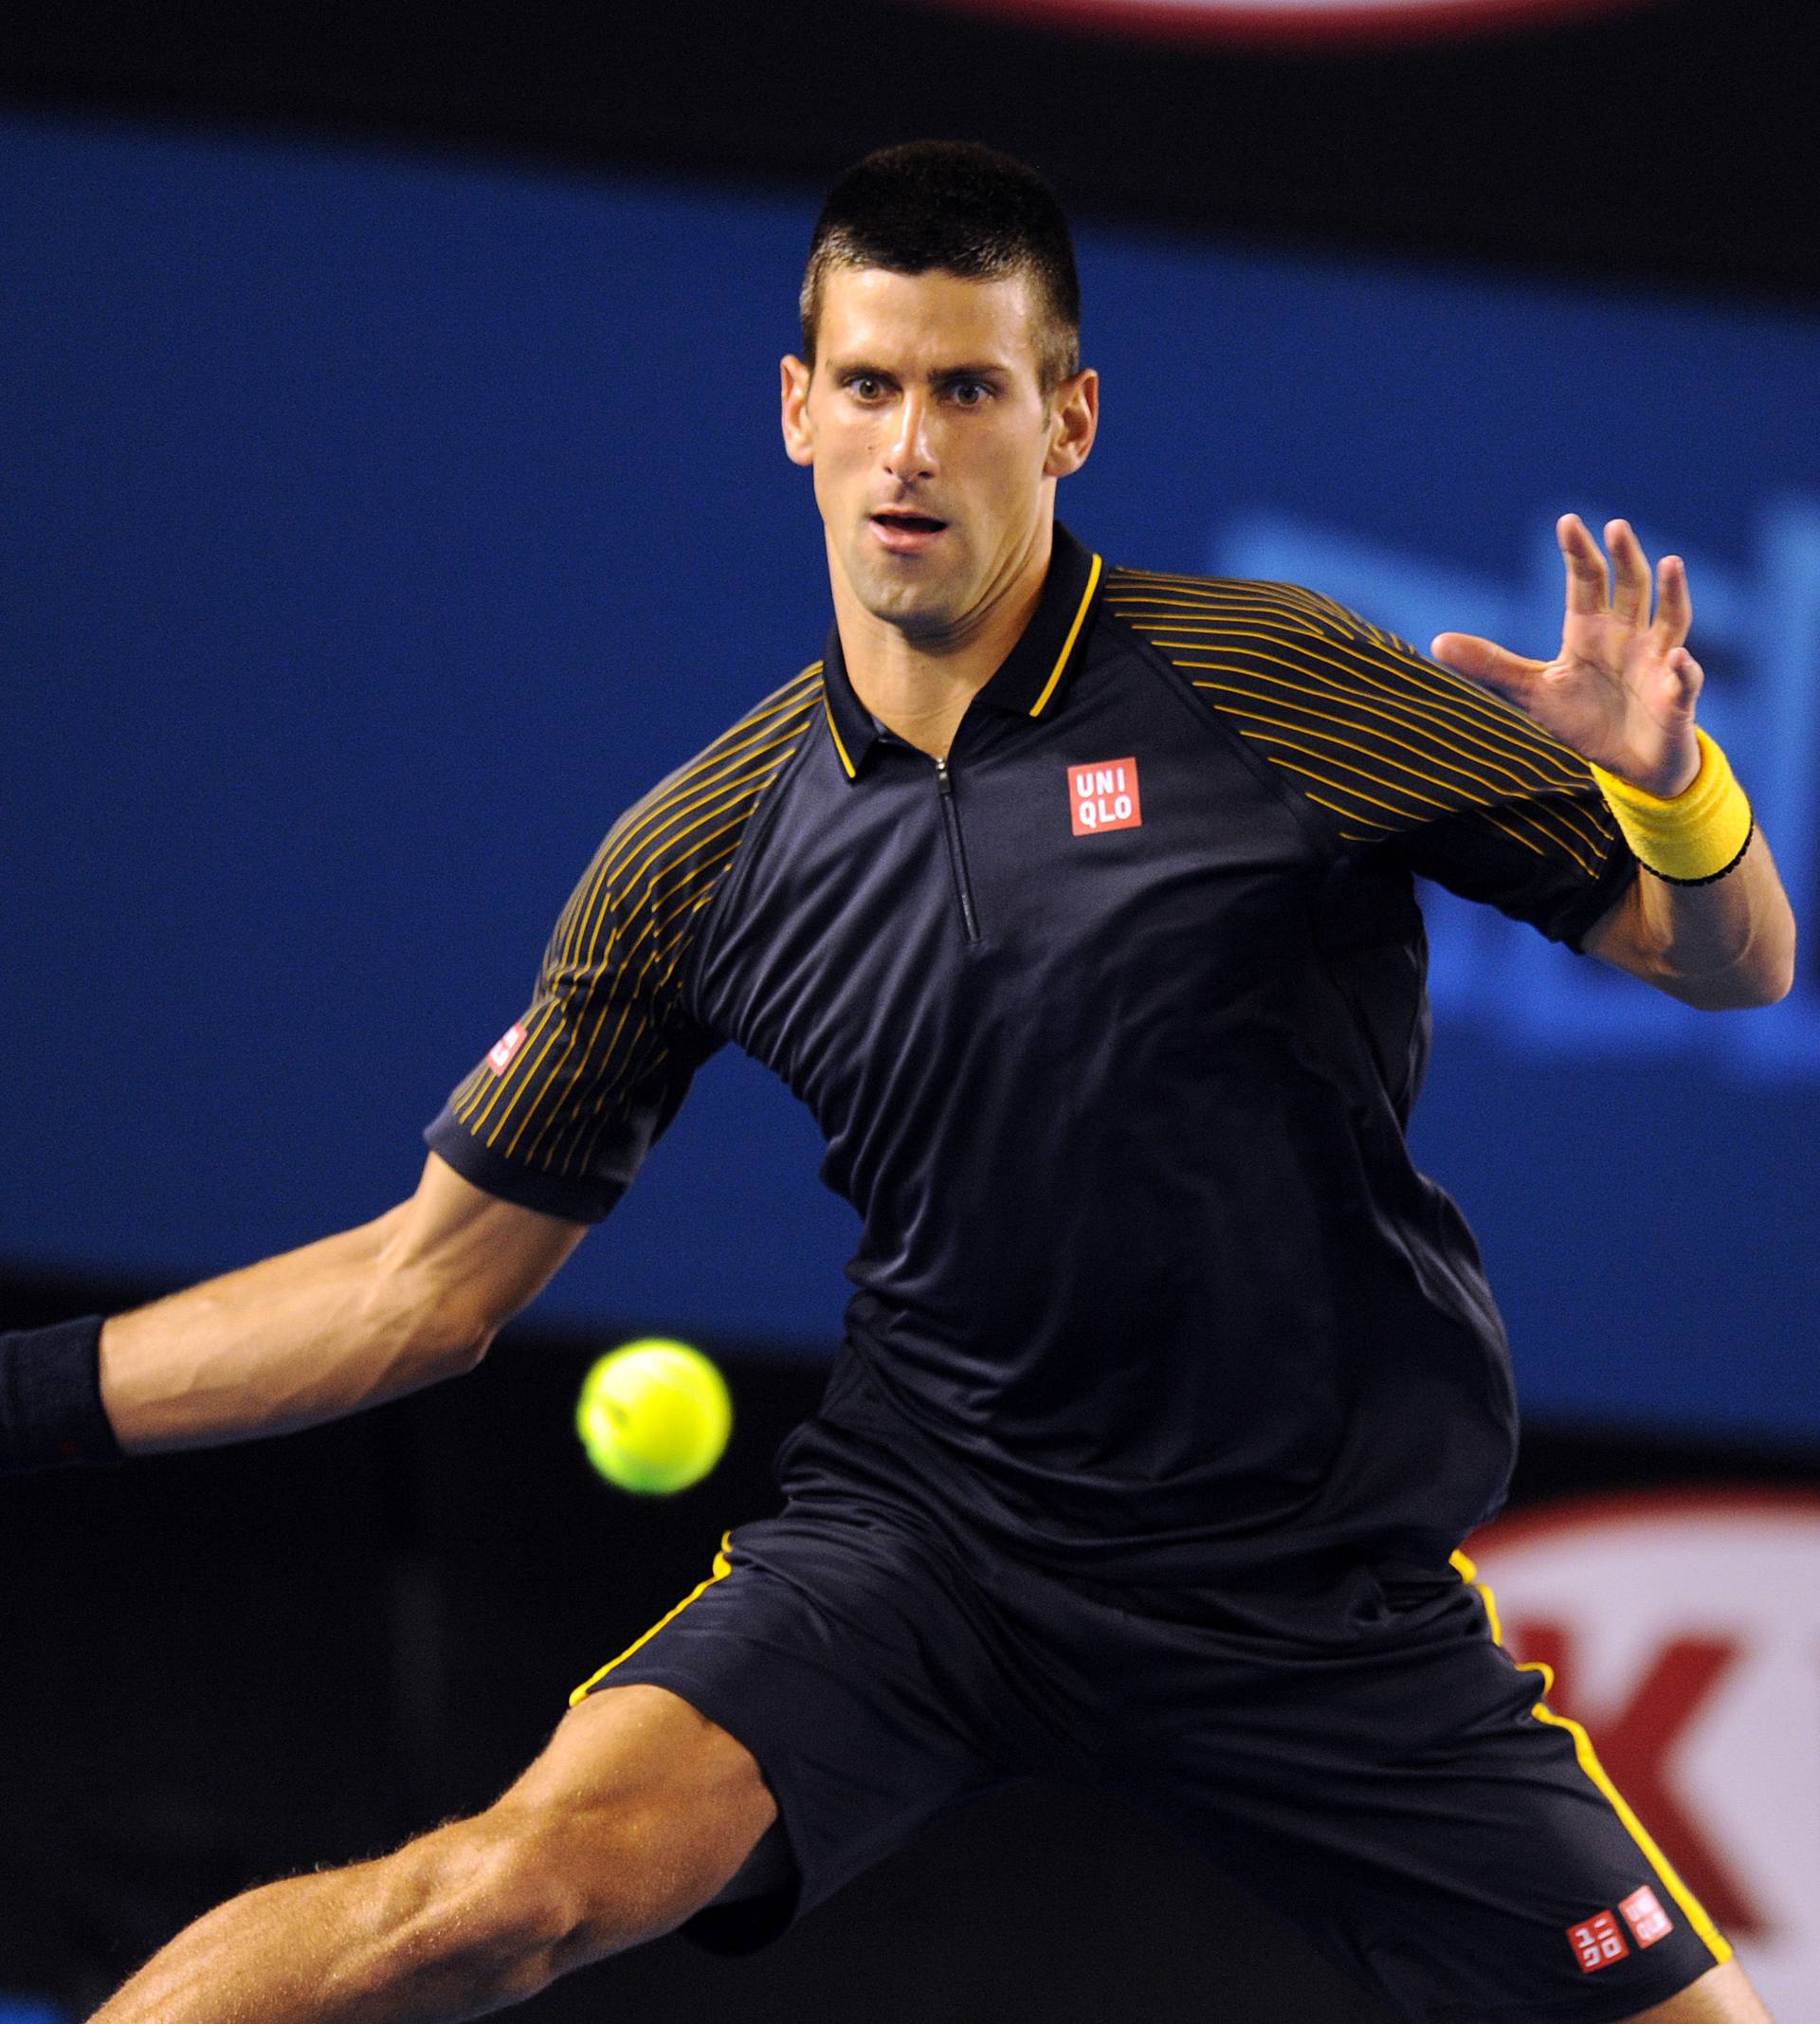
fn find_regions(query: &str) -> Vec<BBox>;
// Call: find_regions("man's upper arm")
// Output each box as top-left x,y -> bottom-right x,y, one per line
424,800 -> 725,1225
1338,634 -> 1639,950
1119,578 -> 1640,949
1258,590 -> 1638,950
426,673 -> 819,1225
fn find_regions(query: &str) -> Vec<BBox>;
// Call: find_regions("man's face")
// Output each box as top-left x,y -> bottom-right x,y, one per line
780,265 -> 1096,642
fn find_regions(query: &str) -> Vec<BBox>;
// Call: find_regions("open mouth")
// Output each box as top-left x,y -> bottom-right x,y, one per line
871,510 -> 949,537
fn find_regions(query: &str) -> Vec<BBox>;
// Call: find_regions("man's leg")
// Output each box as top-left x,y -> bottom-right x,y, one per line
89,1683 -> 778,2024
1629,1960 -> 1774,2020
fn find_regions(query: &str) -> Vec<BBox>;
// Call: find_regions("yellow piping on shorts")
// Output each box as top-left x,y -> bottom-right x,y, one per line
569,1531 -> 736,1707
1449,1548 -> 1732,1967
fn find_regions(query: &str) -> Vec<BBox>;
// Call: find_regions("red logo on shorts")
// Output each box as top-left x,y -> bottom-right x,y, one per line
488,1022 -> 527,1074
1068,757 -> 1142,835
1621,1886 -> 1674,1948
1567,1911 -> 1631,1974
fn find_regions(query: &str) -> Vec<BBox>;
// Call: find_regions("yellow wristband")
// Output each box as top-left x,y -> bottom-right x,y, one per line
1589,727 -> 1754,884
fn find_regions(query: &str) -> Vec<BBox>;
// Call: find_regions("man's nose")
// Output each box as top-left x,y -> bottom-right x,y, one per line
883,392 -> 937,481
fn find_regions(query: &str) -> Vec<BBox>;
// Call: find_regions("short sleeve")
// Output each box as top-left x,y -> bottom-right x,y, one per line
1328,606 -> 1641,948
424,667 -> 823,1221
426,813 -> 721,1223
1392,778 -> 1638,948
1109,572 -> 1637,951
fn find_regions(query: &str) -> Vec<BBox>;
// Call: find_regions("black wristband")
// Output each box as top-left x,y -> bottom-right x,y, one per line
0,1316 -> 123,1474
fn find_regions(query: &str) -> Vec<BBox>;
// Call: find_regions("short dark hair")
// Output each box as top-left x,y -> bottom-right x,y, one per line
800,141 -> 1082,397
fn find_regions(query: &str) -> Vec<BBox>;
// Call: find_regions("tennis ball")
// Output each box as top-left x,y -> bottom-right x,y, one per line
575,1339 -> 732,1495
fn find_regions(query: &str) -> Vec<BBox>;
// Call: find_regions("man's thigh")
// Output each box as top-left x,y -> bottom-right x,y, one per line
568,1502 -> 1034,1953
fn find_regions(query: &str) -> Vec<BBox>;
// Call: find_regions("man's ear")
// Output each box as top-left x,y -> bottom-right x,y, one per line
1043,367 -> 1099,480
781,356 -> 815,468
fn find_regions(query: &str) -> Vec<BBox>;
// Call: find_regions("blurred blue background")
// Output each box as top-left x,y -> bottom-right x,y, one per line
5,109 -> 1816,1438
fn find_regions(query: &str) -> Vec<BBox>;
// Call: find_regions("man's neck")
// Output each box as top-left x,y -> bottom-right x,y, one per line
829,525 -> 1053,761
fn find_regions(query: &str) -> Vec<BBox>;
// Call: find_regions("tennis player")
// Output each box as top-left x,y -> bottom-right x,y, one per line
1,143 -> 1792,2021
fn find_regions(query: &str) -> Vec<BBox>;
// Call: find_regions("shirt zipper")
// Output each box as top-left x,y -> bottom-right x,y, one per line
934,756 -> 981,945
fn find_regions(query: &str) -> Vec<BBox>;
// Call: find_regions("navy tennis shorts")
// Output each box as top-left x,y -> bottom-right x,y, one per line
571,1489 -> 1730,2021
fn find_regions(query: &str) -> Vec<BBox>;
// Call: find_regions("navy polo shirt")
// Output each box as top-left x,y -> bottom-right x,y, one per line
429,524 -> 1636,1584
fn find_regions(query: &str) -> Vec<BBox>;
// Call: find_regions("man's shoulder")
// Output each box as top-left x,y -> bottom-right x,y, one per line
578,661 -> 828,915
1099,557 -> 1615,879
1101,563 -> 1376,647
621,662 -> 826,825
1100,560 -> 1471,702
676,661 -> 828,777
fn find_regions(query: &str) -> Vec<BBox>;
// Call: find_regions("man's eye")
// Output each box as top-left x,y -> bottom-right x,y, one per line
950,381 -> 990,407
848,376 -> 884,401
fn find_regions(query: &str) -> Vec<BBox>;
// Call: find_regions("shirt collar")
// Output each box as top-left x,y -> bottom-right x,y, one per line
819,522 -> 1104,781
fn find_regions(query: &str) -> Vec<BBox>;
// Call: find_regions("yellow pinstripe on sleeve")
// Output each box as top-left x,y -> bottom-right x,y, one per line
1105,571 -> 1633,943
435,666 -> 821,1215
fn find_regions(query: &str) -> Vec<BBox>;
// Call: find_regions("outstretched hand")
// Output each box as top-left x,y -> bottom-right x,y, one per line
1431,515 -> 1702,798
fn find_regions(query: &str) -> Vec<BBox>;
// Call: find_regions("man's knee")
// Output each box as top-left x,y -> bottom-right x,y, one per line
429,1684 -> 780,1985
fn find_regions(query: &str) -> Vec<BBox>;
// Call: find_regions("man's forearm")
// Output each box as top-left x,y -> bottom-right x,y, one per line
1586,828 -> 1796,1011
96,1156 -> 588,1454
99,1209 -> 479,1452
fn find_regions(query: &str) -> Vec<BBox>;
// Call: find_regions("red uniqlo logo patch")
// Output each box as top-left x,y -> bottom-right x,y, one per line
1568,1912 -> 1631,1974
487,1022 -> 527,1074
1068,757 -> 1142,836
1621,1887 -> 1674,1948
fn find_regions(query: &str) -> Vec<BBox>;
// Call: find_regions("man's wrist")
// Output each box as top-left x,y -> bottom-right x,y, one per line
0,1316 -> 124,1473
1590,727 -> 1755,885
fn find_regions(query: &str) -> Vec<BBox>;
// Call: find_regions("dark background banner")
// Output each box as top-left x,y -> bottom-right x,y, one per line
4,0 -> 1815,299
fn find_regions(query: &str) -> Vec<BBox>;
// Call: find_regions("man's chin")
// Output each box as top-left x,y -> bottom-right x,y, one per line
852,560 -> 963,638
